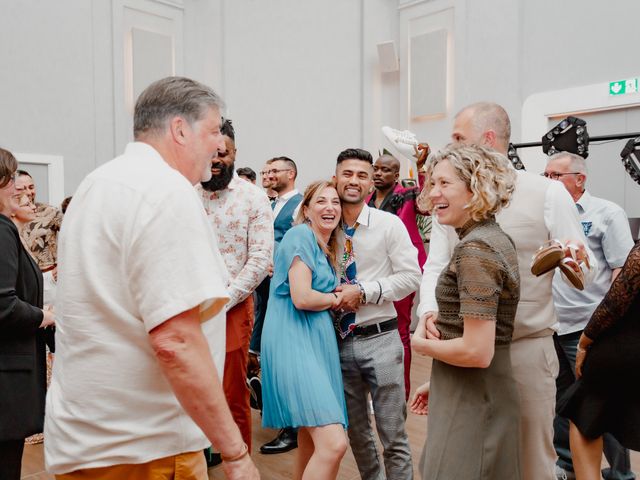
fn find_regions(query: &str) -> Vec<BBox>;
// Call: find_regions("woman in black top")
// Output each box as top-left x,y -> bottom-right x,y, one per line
558,241 -> 640,480
0,147 -> 55,480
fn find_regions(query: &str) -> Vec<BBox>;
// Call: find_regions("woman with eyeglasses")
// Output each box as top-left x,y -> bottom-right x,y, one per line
11,191 -> 37,239
0,147 -> 55,479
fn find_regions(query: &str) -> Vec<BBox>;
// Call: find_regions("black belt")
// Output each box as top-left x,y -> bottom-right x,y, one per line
350,318 -> 398,337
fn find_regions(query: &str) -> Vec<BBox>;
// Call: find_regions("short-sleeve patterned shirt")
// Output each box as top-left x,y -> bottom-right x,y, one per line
198,175 -> 274,309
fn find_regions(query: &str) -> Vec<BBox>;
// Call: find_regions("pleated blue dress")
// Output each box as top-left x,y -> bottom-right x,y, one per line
261,224 -> 348,429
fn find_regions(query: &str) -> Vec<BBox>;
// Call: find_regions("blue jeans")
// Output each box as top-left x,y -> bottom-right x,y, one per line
554,332 -> 636,480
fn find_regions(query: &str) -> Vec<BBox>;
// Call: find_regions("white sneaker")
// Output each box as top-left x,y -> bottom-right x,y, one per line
382,126 -> 419,162
554,465 -> 576,480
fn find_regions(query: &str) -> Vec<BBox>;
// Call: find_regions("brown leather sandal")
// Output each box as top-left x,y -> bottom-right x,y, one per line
558,243 -> 590,290
530,240 -> 564,276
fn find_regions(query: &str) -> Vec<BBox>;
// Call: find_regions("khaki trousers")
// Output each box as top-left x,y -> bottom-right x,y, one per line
55,450 -> 206,480
511,335 -> 559,480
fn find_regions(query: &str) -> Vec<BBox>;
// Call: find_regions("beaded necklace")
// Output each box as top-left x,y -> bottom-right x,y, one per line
339,222 -> 359,284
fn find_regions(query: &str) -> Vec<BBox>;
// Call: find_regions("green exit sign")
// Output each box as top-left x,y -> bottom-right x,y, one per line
609,78 -> 638,96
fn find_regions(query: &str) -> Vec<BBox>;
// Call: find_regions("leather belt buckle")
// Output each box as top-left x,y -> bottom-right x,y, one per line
353,318 -> 398,337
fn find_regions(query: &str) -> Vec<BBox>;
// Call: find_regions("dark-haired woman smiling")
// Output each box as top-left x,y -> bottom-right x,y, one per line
0,147 -> 55,479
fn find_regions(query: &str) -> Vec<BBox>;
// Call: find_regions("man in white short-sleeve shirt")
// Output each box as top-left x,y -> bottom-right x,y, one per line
45,77 -> 259,479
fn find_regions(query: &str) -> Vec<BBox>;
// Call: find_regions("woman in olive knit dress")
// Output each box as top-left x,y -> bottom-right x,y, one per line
411,144 -> 521,480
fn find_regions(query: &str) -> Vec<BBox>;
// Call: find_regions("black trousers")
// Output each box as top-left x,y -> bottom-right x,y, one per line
0,439 -> 25,480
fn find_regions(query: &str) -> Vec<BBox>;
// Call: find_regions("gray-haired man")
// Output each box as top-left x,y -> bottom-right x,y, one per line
45,77 -> 258,479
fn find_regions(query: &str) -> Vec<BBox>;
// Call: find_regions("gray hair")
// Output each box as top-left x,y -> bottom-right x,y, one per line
133,76 -> 225,138
457,102 -> 511,150
548,151 -> 588,174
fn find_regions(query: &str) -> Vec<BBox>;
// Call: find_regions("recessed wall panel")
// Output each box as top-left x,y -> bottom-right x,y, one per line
410,29 -> 447,119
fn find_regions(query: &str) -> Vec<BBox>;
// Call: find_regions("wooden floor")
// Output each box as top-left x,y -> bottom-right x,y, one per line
21,353 -> 638,479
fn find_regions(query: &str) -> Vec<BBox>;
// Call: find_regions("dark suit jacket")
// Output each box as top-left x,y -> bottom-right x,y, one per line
0,213 -> 47,440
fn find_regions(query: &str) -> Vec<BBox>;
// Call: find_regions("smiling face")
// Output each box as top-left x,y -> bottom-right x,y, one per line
261,163 -> 274,189
202,135 -> 236,192
544,154 -> 585,201
15,174 -> 36,203
335,159 -> 373,205
11,192 -> 36,224
268,159 -> 295,193
179,106 -> 225,184
428,159 -> 473,228
304,186 -> 341,236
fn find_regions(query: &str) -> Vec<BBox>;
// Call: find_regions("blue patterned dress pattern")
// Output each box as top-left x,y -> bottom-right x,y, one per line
261,224 -> 348,429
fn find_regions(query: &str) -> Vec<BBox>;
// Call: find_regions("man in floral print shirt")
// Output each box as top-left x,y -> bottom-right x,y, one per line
199,119 -> 274,462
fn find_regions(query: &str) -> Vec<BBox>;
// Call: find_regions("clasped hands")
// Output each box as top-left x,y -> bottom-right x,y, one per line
331,284 -> 361,312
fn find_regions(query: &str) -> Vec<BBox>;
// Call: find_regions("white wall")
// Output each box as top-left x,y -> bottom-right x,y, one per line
2,0 -> 640,198
216,0 -> 363,189
0,1 -> 97,200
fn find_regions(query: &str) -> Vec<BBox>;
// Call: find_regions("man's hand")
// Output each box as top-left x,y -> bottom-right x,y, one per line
561,239 -> 588,265
222,455 -> 260,479
415,143 -> 431,171
423,311 -> 441,340
409,381 -> 430,415
335,284 -> 360,312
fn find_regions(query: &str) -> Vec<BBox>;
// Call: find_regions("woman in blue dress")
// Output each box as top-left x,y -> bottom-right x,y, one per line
261,180 -> 348,480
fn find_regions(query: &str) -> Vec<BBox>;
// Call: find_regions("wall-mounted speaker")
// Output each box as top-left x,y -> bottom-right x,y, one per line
377,41 -> 399,73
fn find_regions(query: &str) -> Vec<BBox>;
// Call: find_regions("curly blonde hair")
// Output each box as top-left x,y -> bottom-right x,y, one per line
418,143 -> 516,221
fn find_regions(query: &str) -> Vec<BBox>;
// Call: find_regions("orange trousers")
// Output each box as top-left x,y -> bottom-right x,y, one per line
223,296 -> 254,452
55,450 -> 206,479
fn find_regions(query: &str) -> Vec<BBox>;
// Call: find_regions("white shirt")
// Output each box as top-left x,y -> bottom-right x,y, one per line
418,172 -> 597,317
339,204 -> 422,326
45,142 -> 230,473
273,188 -> 300,218
552,190 -> 633,335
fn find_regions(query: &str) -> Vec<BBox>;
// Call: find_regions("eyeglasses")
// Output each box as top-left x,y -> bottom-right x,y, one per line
260,168 -> 292,175
12,193 -> 31,207
542,172 -> 582,180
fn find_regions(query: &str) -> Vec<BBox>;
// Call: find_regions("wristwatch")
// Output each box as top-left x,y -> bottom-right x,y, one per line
357,282 -> 366,305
